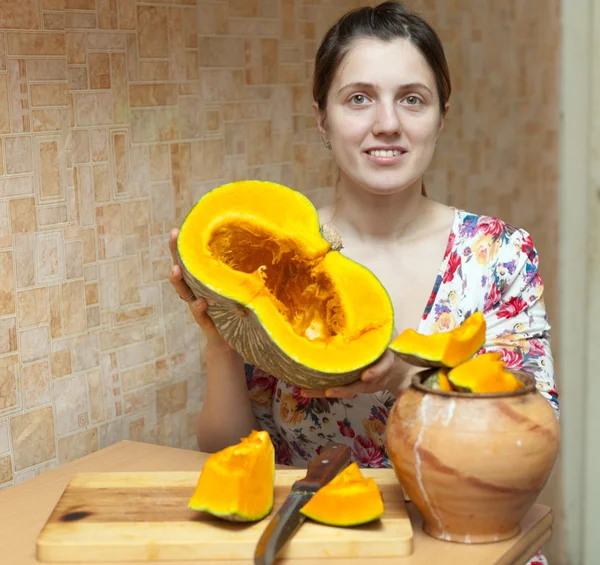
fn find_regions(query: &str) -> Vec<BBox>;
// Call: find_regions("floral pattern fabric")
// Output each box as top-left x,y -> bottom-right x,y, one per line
244,208 -> 558,565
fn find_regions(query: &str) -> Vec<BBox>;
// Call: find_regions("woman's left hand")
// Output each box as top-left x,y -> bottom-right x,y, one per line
300,349 -> 415,399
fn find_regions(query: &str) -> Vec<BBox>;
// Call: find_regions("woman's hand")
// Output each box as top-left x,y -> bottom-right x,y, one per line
300,349 -> 415,399
169,228 -> 233,351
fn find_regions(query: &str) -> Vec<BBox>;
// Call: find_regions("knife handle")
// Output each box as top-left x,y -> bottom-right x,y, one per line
292,442 -> 351,492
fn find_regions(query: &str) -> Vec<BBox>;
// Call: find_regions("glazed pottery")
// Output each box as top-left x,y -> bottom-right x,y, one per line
385,370 -> 560,543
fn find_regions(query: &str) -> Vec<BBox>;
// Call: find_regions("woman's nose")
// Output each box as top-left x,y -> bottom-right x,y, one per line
372,103 -> 402,136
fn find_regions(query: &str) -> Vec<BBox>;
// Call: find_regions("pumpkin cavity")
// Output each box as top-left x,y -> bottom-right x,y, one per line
207,220 -> 345,343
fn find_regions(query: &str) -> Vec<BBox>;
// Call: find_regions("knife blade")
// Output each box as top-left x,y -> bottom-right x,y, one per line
254,442 -> 351,565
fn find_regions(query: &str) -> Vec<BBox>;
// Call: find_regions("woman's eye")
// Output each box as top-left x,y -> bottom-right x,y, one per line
403,95 -> 421,105
350,94 -> 368,105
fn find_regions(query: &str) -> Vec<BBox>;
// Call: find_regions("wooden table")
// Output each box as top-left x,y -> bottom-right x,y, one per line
0,440 -> 552,565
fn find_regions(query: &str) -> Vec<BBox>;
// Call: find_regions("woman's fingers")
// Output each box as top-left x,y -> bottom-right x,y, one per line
170,264 -> 194,301
360,349 -> 395,382
169,228 -> 180,264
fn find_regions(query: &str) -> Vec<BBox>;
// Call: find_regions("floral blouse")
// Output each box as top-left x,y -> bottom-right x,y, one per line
245,208 -> 560,469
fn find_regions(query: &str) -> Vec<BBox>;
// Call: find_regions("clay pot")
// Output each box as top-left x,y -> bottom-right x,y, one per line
385,370 -> 560,543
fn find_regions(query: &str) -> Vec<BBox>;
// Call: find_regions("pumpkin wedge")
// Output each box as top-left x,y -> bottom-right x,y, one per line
422,368 -> 453,392
299,462 -> 385,527
188,430 -> 275,522
177,180 -> 394,389
389,311 -> 486,368
447,352 -> 525,393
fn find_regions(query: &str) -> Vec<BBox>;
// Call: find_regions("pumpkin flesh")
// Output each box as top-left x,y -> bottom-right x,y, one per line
447,352 -> 525,393
188,430 -> 275,522
177,181 -> 394,387
299,462 -> 384,527
389,311 -> 486,368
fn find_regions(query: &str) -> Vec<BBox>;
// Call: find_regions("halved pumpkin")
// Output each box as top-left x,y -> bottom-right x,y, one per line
188,430 -> 275,522
447,352 -> 525,393
299,462 -> 384,527
389,311 -> 486,368
177,180 -> 394,389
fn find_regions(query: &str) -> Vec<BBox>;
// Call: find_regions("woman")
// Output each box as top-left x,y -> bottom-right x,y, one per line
170,3 -> 557,562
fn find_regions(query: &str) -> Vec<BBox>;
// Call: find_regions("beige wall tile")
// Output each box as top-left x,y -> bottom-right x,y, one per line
10,405 -> 55,471
0,0 -> 40,30
62,280 -> 85,335
5,136 -> 33,174
36,137 -> 64,200
149,145 -> 170,181
88,53 -> 110,90
0,75 -> 10,133
66,32 -> 85,64
9,197 -> 36,233
6,60 -> 29,133
6,32 -> 65,56
117,256 -> 141,305
0,455 -> 12,484
130,84 -> 178,108
30,83 -> 68,107
137,5 -> 168,58
65,240 -> 83,278
44,13 -> 65,31
110,53 -> 127,124
87,32 -> 125,51
89,128 -> 108,161
23,361 -> 51,409
191,139 -> 224,181
0,176 -> 34,198
36,231 -> 64,283
64,12 -> 97,30
53,373 -> 89,435
75,92 -> 113,126
20,325 -> 49,364
0,251 -> 15,316
98,419 -> 124,449
48,284 -> 61,338
93,163 -> 110,202
118,0 -> 135,31
97,0 -> 118,30
14,233 -> 35,288
0,353 -> 18,410
0,421 -> 9,455
57,427 -> 97,464
27,59 -> 67,81
0,203 -> 10,248
157,380 -> 187,418
96,204 -> 123,259
67,66 -> 88,90
17,287 -> 48,327
32,109 -> 62,132
138,61 -> 169,82
178,96 -> 202,140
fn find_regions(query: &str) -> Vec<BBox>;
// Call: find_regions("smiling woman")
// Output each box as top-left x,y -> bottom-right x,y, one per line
169,3 -> 557,561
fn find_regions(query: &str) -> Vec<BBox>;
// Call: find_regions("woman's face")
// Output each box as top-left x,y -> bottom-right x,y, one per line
316,37 -> 446,196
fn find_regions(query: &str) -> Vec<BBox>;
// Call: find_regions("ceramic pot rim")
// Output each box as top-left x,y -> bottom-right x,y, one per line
411,368 -> 537,398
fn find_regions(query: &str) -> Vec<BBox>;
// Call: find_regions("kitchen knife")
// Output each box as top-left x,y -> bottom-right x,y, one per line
254,442 -> 351,565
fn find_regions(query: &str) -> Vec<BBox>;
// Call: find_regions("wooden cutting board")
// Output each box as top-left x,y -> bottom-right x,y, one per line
36,468 -> 413,562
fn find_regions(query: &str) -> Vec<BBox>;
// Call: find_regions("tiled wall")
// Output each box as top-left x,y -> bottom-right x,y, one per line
0,0 -> 559,495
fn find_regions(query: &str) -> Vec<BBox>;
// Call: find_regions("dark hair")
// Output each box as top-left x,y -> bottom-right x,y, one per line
313,1 -> 451,115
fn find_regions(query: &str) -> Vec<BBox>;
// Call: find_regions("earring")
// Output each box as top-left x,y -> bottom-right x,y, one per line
324,140 -> 332,151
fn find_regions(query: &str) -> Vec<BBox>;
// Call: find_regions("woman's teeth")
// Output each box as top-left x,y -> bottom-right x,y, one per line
368,149 -> 403,157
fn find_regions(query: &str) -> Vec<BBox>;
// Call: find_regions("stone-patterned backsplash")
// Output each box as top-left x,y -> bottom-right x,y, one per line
0,0 -> 559,492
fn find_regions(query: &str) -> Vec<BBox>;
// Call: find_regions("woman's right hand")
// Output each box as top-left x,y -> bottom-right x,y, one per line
169,228 -> 233,352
